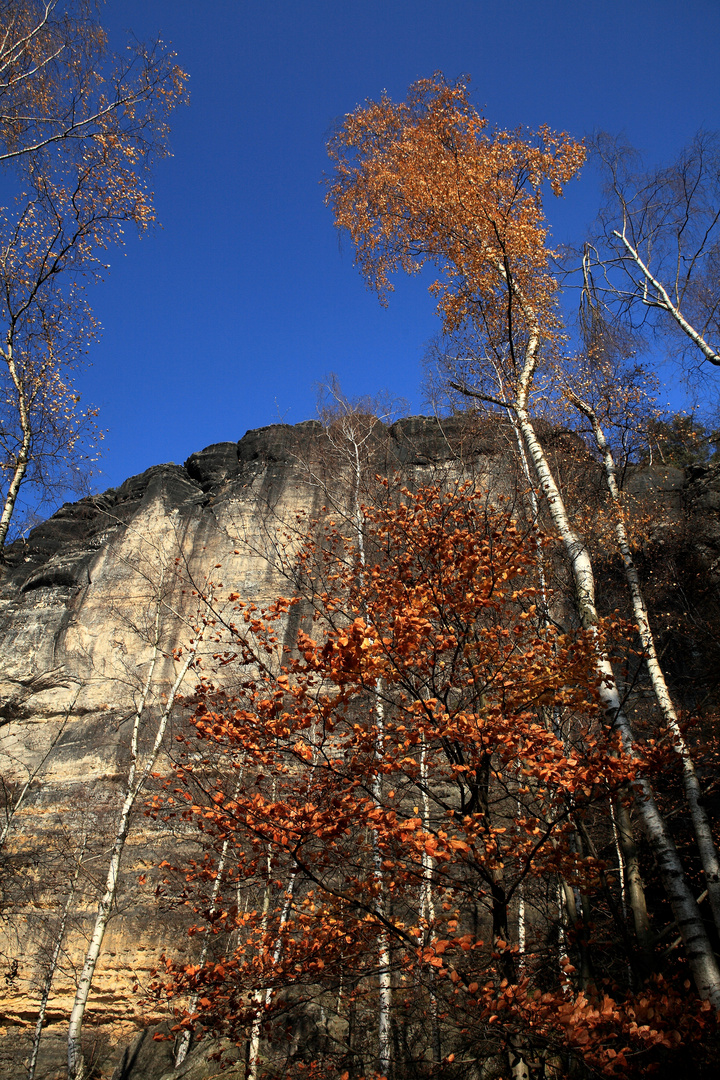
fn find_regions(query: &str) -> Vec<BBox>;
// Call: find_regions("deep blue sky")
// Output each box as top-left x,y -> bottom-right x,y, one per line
80,0 -> 720,490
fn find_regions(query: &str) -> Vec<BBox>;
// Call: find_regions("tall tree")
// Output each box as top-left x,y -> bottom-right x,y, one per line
326,75 -> 720,1004
0,0 -> 187,545
559,354 -> 720,932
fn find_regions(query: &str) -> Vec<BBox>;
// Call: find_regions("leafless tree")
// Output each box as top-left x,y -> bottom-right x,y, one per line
583,131 -> 720,376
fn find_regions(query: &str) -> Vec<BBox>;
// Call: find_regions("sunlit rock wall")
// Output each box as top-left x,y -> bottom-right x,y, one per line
0,416 -> 508,1078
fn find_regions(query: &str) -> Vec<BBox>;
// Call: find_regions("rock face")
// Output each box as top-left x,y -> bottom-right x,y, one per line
0,416 -> 510,1079
0,416 -> 716,1078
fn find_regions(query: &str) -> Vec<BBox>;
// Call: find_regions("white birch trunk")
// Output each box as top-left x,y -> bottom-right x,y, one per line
247,852 -> 273,1080
613,230 -> 720,367
516,797 -> 526,978
0,338 -> 33,550
420,737 -> 441,1063
28,836 -> 87,1080
419,738 -> 435,932
610,801 -> 628,924
247,870 -> 297,1080
175,768 -> 245,1066
453,263 -> 720,1004
613,797 -> 654,962
514,401 -> 720,1002
610,800 -> 635,987
67,627 -> 197,1080
346,428 -> 392,1077
556,882 -> 569,978
370,691 -> 392,1079
517,886 -> 526,969
567,391 -> 720,932
510,1042 -> 531,1080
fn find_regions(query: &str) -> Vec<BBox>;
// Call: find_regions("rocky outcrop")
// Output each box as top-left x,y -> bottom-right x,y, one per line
0,417 -> 716,1078
0,416 -> 511,1078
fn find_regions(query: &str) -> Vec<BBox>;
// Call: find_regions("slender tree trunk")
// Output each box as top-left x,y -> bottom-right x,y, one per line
420,737 -> 441,1064
575,808 -> 640,985
510,1039 -> 531,1080
517,883 -> 526,973
503,402 -> 551,622
612,799 -> 654,969
370,691 -> 392,1078
556,882 -> 569,979
454,263 -> 720,999
568,391 -> 720,933
612,230 -> 720,367
609,802 -> 628,924
175,773 -> 244,1067
572,836 -> 595,989
247,870 -> 297,1080
67,635 -> 196,1080
247,852 -> 273,1080
346,435 -> 393,1077
608,800 -> 640,984
28,836 -> 87,1080
0,338 -> 32,550
516,798 -> 527,978
558,875 -> 590,985
476,753 -> 515,984
513,400 -> 720,1004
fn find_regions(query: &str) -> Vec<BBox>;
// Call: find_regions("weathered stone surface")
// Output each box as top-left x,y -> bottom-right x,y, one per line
683,460 -> 720,577
0,419 -> 502,1078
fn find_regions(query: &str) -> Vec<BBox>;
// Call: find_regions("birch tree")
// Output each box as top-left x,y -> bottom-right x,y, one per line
66,630 -> 200,1080
0,1 -> 187,544
28,833 -> 86,1080
553,355 -> 720,918
326,74 -> 720,1005
279,383 -> 402,1073
584,131 -> 720,373
318,388 -> 394,1076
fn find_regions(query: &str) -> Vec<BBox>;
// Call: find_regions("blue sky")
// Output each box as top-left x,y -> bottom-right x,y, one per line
79,0 -> 720,490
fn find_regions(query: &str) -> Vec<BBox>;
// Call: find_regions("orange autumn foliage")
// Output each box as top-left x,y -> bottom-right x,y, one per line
326,75 -> 585,352
147,483 -> 719,1077
325,75 -> 720,1018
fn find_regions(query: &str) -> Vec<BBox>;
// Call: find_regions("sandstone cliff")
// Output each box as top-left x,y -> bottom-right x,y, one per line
0,416 -> 716,1079
0,416 -> 505,1079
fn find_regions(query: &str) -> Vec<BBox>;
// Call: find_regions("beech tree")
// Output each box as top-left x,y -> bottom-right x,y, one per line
153,484 -> 720,1077
0,0 -> 187,544
326,75 -> 720,1005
